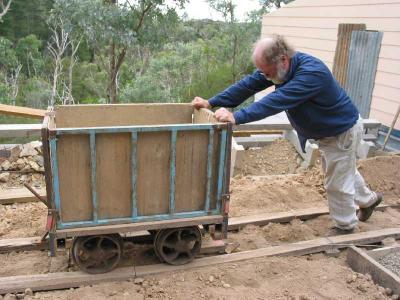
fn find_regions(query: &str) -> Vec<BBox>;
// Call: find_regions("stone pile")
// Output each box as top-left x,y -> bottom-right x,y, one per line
0,141 -> 44,183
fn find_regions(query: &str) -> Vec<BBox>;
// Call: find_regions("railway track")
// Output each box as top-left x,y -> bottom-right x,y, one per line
1,227 -> 400,294
1,204 -> 397,254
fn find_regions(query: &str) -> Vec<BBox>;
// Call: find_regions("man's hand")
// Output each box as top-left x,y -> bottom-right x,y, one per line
215,108 -> 236,124
191,96 -> 211,110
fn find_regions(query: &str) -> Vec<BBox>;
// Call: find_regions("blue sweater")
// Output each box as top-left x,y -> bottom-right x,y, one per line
209,52 -> 359,151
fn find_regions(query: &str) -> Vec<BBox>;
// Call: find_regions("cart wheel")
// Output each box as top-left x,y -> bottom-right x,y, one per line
154,226 -> 202,265
71,234 -> 122,274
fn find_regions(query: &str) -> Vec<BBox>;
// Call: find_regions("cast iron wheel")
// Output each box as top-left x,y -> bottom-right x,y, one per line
154,226 -> 202,265
71,234 -> 122,274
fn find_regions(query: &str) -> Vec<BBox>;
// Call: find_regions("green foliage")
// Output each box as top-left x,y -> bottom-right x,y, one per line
0,0 -> 54,42
18,77 -> 51,108
72,62 -> 108,102
15,34 -> 44,77
0,0 -> 265,108
0,37 -> 17,70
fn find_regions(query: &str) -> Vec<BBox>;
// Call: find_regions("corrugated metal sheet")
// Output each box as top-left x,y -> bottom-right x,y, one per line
344,30 -> 383,118
332,23 -> 366,87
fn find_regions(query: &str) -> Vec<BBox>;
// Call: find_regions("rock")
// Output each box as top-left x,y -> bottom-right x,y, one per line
1,160 -> 11,171
30,141 -> 42,149
134,277 -> 145,285
386,288 -> 393,296
222,284 -> 231,288
21,165 -> 31,172
0,172 -> 10,183
15,294 -> 25,299
24,289 -> 33,297
392,295 -> 399,300
9,146 -> 21,162
357,284 -> 367,292
4,294 -> 17,300
208,275 -> 215,283
16,159 -> 26,170
108,291 -> 117,296
20,175 -> 28,182
122,292 -> 129,296
28,161 -> 40,172
365,274 -> 372,281
20,144 -> 38,158
33,155 -> 44,167
346,275 -> 355,284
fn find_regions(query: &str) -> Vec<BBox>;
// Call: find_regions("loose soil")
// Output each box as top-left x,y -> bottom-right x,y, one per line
1,140 -> 399,299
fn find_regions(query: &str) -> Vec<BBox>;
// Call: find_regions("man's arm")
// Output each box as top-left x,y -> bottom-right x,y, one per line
233,69 -> 327,124
208,70 -> 272,108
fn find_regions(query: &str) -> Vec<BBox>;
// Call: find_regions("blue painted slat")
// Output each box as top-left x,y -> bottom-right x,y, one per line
205,128 -> 214,212
53,124 -> 219,135
216,129 -> 227,213
169,130 -> 177,215
57,209 -> 221,229
131,131 -> 138,217
89,133 -> 98,222
49,138 -> 61,221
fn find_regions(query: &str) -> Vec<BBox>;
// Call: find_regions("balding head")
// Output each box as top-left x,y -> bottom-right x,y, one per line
252,35 -> 295,66
252,35 -> 295,84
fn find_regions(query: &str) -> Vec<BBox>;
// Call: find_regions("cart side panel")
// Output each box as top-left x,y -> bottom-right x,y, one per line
193,108 -> 218,123
57,134 -> 93,222
55,104 -> 193,128
175,130 -> 208,212
97,133 -> 132,219
137,131 -> 171,215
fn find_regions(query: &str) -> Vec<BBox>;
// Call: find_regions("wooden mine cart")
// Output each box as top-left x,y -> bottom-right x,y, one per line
40,104 -> 232,273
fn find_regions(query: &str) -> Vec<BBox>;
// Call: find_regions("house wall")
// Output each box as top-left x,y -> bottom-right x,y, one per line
261,0 -> 400,129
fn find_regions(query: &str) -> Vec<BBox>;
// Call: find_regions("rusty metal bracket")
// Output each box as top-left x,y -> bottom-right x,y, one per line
23,183 -> 48,207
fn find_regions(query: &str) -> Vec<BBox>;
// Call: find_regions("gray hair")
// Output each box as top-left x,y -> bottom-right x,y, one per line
254,35 -> 295,64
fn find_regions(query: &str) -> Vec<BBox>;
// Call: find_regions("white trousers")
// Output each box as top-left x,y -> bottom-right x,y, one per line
317,119 -> 376,230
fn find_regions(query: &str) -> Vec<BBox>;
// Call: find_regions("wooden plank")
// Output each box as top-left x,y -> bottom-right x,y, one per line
2,228 -> 400,294
0,124 -> 41,138
57,135 -> 92,222
175,130 -> 208,212
369,244 -> 400,260
137,132 -> 170,216
55,104 -> 193,128
193,108 -> 218,124
0,104 -> 45,119
0,187 -> 45,205
228,204 -> 397,231
96,133 -> 131,219
347,246 -> 400,295
56,216 -> 223,238
0,237 -> 47,253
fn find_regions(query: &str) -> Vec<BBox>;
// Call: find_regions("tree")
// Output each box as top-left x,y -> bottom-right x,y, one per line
15,34 -> 43,77
0,0 -> 53,42
47,18 -> 71,106
51,0 -> 187,103
207,0 -> 239,82
0,0 -> 12,20
259,0 -> 294,9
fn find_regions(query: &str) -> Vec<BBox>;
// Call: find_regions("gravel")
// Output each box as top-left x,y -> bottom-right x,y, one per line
377,250 -> 400,276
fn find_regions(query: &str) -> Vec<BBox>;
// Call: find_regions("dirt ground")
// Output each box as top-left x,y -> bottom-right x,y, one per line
21,255 -> 394,300
1,139 -> 400,299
